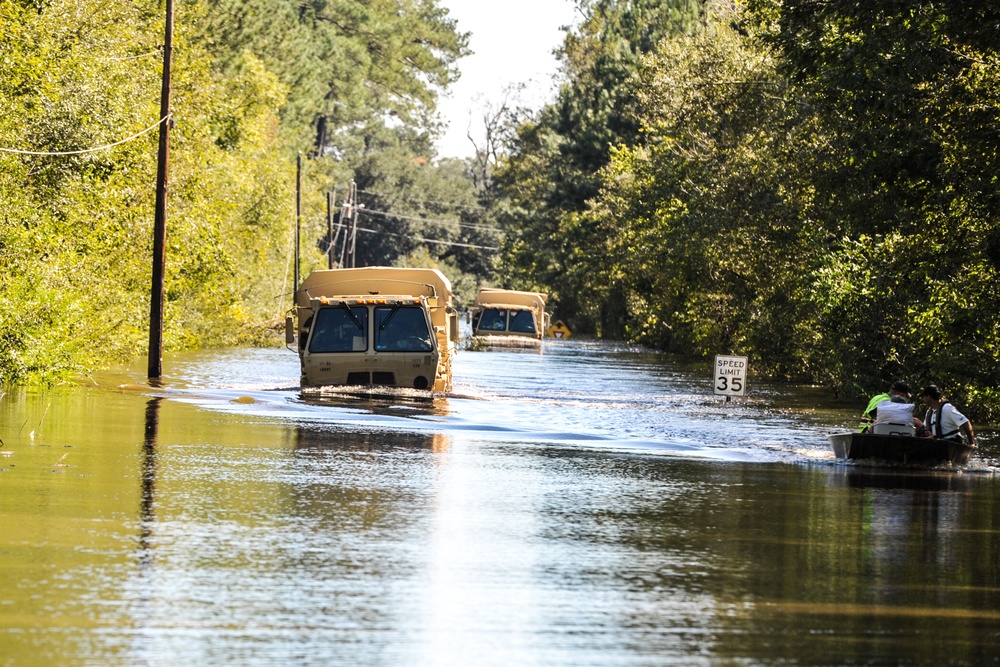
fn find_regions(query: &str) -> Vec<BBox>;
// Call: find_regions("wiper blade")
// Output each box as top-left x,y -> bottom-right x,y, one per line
339,302 -> 364,331
379,305 -> 401,331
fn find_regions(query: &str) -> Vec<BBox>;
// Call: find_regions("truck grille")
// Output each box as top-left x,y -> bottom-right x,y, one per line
372,372 -> 396,386
346,372 -> 370,385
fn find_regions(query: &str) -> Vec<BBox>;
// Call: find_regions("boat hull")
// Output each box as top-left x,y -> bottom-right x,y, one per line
828,432 -> 974,466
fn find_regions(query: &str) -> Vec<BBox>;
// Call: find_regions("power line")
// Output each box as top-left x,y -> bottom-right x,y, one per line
360,207 -> 503,233
348,223 -> 500,251
0,114 -> 170,156
82,49 -> 162,62
357,187 -> 483,213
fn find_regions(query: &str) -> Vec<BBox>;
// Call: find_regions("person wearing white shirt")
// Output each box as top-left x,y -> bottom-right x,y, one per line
860,380 -> 915,433
873,396 -> 916,427
920,385 -> 977,447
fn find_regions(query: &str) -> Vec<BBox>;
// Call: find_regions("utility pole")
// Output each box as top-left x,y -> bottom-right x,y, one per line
335,181 -> 358,268
147,0 -> 173,381
344,180 -> 358,268
294,152 -> 302,301
326,189 -> 336,269
337,196 -> 350,268
349,200 -> 358,268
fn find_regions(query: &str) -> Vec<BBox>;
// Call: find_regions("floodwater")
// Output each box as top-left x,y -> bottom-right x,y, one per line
1,341 -> 998,666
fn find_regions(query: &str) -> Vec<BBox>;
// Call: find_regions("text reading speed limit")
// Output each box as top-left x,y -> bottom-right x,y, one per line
714,354 -> 748,397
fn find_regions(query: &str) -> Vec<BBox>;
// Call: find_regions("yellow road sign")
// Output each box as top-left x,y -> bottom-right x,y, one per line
546,320 -> 571,339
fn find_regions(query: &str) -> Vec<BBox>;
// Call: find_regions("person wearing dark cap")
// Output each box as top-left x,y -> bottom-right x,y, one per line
859,381 -> 915,433
920,385 -> 977,446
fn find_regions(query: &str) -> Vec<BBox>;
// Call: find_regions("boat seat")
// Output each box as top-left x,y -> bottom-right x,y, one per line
872,422 -> 915,437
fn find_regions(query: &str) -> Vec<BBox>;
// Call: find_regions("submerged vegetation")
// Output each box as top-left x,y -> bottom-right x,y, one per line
2,0 -> 998,420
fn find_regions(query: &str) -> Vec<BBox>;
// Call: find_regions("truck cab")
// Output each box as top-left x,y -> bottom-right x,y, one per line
470,288 -> 548,346
292,267 -> 459,392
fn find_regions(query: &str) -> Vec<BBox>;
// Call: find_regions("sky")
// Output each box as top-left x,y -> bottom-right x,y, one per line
434,0 -> 578,158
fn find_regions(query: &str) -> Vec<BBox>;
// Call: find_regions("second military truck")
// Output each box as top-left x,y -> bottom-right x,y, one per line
469,288 -> 548,347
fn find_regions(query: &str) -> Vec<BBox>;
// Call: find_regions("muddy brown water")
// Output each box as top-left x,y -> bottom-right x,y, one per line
1,341 -> 997,666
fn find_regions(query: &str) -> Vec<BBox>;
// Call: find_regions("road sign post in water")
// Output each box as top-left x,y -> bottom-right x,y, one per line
714,354 -> 748,399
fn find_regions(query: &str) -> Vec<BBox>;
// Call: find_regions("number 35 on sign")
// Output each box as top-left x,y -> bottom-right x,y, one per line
714,355 -> 748,397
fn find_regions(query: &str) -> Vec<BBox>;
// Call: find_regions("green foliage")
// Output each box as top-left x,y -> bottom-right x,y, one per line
1,0 -> 165,382
493,0 -> 707,333
197,0 -> 469,148
585,16 -> 815,363
495,0 -> 1000,420
746,0 -> 1000,419
350,126 -> 497,272
0,0 -> 475,386
287,121 -> 497,290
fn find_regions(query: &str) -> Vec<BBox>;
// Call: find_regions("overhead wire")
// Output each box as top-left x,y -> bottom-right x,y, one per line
357,187 -> 484,213
0,113 -> 170,156
359,207 -> 503,233
331,221 -> 500,251
359,226 -> 500,250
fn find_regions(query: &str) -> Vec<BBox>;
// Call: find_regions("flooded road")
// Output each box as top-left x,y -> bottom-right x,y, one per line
1,341 -> 998,666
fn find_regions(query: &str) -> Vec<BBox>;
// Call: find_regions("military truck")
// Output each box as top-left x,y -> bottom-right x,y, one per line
288,267 -> 459,392
469,288 -> 548,347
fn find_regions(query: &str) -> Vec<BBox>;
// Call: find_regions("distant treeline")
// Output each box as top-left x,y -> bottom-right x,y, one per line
490,0 -> 1000,421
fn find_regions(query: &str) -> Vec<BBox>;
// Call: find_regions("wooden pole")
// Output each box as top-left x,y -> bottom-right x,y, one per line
327,190 -> 334,269
346,180 -> 357,268
349,201 -> 358,268
147,0 -> 173,381
294,153 -> 301,300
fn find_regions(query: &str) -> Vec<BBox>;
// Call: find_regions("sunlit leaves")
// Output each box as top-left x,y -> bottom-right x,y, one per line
0,0 -> 476,384
498,0 -> 1000,418
197,0 -> 469,149
0,0 -> 294,381
493,0 -> 702,332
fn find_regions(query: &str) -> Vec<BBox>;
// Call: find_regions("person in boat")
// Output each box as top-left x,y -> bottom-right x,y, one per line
859,381 -> 916,433
920,385 -> 977,447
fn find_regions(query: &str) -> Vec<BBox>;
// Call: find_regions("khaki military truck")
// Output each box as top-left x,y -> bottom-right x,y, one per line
469,288 -> 548,347
288,267 -> 459,392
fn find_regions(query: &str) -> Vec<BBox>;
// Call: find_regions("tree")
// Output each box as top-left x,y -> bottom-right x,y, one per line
0,0 -> 474,385
196,0 -> 470,150
745,0 -> 1000,416
493,0 -> 706,333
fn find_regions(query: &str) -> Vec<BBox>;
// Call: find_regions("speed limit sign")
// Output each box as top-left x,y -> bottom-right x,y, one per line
714,355 -> 748,397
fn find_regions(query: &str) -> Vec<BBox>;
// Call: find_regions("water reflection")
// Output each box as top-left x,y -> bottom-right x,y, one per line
827,467 -> 977,585
139,397 -> 162,562
1,344 -> 997,666
294,425 -> 450,453
831,467 -> 979,493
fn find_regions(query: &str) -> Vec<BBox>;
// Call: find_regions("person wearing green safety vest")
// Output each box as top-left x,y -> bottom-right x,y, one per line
858,381 -> 912,433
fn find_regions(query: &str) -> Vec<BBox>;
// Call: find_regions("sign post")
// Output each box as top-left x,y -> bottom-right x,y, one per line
714,355 -> 748,400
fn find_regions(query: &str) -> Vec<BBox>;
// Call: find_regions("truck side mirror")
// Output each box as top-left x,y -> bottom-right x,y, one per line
285,316 -> 296,345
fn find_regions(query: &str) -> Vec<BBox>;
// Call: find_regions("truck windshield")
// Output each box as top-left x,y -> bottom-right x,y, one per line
309,306 -> 368,353
508,310 -> 536,334
477,308 -> 506,331
374,306 -> 433,352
